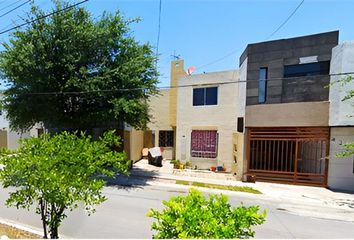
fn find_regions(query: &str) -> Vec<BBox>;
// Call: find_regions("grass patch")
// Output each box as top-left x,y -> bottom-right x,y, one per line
0,223 -> 41,239
175,180 -> 262,194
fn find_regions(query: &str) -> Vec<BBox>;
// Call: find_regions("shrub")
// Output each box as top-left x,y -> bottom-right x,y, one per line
0,130 -> 129,238
147,188 -> 266,239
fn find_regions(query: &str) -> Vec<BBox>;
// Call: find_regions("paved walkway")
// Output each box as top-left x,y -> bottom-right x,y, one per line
132,159 -> 354,222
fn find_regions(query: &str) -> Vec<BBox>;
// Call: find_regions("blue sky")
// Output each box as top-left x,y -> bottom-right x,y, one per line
0,0 -> 353,87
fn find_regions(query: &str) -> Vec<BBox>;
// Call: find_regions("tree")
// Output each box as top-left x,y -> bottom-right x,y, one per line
0,0 -> 158,132
147,189 -> 266,239
0,130 -> 129,239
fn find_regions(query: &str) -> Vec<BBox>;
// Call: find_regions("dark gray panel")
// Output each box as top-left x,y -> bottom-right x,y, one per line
243,31 -> 338,106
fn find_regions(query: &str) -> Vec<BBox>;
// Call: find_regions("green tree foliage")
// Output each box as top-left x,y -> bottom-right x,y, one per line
0,130 -> 129,239
0,0 -> 158,132
147,189 -> 266,239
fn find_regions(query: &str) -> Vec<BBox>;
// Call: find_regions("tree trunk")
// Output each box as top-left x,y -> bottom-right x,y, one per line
49,204 -> 65,239
39,199 -> 48,239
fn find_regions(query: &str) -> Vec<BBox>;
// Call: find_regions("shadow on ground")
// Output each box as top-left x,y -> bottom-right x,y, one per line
103,161 -> 160,191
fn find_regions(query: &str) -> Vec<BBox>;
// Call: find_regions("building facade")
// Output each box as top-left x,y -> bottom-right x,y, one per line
241,31 -> 339,186
175,69 -> 242,174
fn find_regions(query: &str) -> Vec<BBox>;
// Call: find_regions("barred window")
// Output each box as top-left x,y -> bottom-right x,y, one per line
191,130 -> 218,158
159,131 -> 174,147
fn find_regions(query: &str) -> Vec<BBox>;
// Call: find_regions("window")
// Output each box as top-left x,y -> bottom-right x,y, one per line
258,67 -> 267,103
237,117 -> 244,133
193,87 -> 218,106
159,130 -> 174,147
191,130 -> 218,158
284,61 -> 330,78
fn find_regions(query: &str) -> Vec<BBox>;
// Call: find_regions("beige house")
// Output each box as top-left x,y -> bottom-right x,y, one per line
137,60 -> 245,179
175,67 -> 244,176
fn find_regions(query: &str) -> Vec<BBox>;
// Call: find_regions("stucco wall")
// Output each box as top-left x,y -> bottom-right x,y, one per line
329,41 -> 354,126
328,127 -> 354,192
238,58 -> 247,118
245,101 -> 329,127
170,60 -> 187,127
129,129 -> 144,161
176,70 -> 240,172
148,89 -> 172,130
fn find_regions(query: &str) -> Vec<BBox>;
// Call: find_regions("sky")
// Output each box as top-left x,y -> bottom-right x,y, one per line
0,0 -> 354,87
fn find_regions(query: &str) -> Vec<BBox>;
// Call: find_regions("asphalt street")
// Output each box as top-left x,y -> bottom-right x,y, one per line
1,178 -> 354,238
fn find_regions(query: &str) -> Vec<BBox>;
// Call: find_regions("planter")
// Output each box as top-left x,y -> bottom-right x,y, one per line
216,166 -> 224,172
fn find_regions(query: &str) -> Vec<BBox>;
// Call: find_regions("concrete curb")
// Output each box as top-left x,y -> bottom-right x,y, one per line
0,217 -> 43,238
0,217 -> 70,239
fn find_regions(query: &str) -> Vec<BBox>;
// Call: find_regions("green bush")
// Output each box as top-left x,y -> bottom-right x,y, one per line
0,130 -> 129,239
147,189 -> 266,239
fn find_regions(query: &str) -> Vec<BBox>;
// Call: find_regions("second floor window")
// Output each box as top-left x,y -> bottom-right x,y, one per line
284,61 -> 330,78
258,67 -> 268,103
193,87 -> 218,106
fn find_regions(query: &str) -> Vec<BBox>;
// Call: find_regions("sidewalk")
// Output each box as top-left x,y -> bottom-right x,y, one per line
132,159 -> 354,222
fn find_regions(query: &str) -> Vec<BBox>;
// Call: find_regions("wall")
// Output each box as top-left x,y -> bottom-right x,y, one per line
0,130 -> 7,148
175,70 -> 240,174
245,101 -> 329,127
328,127 -> 354,192
169,60 -> 187,127
241,31 -> 338,105
148,89 -> 172,130
147,89 -> 174,159
329,41 -> 354,126
128,129 -> 144,161
0,112 -> 38,149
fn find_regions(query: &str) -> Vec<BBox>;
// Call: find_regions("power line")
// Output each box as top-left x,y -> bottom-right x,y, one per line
0,0 -> 30,18
0,0 -> 89,35
6,71 -> 354,96
0,0 -> 23,12
194,0 -> 305,72
195,47 -> 244,71
267,0 -> 305,40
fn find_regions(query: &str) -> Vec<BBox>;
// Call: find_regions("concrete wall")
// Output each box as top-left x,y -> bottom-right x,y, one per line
245,101 -> 329,127
329,41 -> 354,126
176,70 -> 240,172
328,127 -> 354,192
241,31 -> 338,106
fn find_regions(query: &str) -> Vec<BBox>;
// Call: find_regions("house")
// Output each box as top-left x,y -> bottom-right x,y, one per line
175,67 -> 242,174
145,60 -> 187,160
130,30 -> 354,190
143,60 -> 245,176
241,31 -> 339,186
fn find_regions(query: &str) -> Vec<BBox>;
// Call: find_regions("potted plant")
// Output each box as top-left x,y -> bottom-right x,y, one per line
185,160 -> 192,169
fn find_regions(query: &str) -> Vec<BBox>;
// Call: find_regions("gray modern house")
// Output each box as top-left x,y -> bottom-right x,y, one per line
240,31 -> 339,187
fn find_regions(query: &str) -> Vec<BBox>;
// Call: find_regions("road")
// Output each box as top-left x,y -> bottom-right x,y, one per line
1,178 -> 354,239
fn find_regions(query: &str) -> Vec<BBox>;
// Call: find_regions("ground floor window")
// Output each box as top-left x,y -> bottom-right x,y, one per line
159,130 -> 174,147
191,130 -> 218,158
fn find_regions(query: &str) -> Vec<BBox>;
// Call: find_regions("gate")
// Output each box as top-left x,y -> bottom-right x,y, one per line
247,127 -> 329,186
